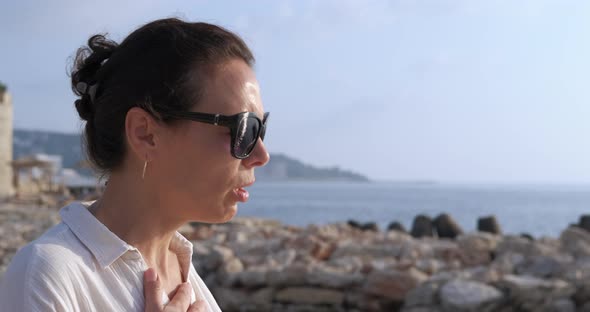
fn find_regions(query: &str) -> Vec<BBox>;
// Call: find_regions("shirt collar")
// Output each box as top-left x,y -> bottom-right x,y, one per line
170,232 -> 194,282
60,201 -> 133,268
60,201 -> 194,274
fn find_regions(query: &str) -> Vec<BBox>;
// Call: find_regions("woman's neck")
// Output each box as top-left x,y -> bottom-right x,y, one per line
89,171 -> 184,277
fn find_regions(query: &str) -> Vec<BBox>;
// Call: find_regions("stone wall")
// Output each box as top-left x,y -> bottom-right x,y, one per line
2,206 -> 590,311
184,219 -> 590,312
0,91 -> 14,199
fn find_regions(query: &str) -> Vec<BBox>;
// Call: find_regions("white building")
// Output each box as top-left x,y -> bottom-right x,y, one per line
0,89 -> 14,199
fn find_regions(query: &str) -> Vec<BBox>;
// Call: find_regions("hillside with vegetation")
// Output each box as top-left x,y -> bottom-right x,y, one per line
13,129 -> 369,182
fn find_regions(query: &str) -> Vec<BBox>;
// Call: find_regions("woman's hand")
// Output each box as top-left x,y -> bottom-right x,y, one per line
143,268 -> 207,312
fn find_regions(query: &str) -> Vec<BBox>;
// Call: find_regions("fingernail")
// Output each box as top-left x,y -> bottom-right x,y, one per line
144,268 -> 157,282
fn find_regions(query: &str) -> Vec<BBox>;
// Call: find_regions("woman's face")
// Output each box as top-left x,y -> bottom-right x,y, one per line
153,59 -> 270,224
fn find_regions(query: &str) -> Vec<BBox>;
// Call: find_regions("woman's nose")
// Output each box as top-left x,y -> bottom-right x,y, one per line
243,139 -> 270,168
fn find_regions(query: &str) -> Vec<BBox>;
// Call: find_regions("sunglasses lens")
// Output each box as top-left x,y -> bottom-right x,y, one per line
234,116 -> 260,157
259,125 -> 266,141
260,114 -> 268,141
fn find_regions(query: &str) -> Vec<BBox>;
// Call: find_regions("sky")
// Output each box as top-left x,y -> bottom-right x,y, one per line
1,0 -> 590,184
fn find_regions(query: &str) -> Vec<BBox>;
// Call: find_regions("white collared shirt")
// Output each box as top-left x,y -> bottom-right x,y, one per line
0,201 -> 221,312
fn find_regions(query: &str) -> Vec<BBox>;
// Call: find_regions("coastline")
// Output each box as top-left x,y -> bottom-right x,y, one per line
1,204 -> 589,311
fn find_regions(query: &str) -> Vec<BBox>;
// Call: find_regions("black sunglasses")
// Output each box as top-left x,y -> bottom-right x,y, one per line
165,111 -> 269,159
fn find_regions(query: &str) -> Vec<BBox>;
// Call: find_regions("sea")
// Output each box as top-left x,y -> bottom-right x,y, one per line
237,181 -> 590,238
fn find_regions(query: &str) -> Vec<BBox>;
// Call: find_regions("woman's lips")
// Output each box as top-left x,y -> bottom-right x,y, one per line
234,187 -> 249,202
233,179 -> 254,203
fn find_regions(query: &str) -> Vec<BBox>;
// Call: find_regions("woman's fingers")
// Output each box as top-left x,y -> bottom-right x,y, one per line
143,268 -> 164,312
188,300 -> 207,312
144,268 -> 196,312
165,282 -> 193,311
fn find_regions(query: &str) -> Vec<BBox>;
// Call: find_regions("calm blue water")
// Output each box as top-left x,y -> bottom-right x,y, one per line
236,181 -> 590,238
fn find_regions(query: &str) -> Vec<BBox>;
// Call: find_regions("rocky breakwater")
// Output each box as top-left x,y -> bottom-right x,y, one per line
0,204 -> 60,274
185,216 -> 590,312
2,204 -> 590,312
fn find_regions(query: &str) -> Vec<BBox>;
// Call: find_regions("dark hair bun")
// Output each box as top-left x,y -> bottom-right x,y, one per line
70,34 -> 118,122
74,98 -> 92,121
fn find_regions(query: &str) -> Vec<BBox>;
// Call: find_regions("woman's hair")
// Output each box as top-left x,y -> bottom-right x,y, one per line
70,18 -> 254,174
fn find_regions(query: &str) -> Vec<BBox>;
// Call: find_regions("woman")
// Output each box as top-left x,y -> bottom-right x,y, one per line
0,18 -> 270,311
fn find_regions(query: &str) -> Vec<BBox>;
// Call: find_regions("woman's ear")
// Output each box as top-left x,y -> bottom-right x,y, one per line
125,107 -> 160,161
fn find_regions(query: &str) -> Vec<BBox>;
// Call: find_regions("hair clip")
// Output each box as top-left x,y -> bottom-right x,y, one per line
76,82 -> 100,103
76,82 -> 88,94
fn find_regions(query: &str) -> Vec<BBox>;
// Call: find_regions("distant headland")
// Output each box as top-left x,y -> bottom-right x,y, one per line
13,129 -> 370,182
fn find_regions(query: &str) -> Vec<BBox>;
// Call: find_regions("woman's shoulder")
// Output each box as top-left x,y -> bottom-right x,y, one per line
0,222 -> 90,310
4,221 -> 94,281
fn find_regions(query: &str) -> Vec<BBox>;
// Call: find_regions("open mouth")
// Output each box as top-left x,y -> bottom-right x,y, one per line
233,179 -> 254,203
234,187 -> 249,202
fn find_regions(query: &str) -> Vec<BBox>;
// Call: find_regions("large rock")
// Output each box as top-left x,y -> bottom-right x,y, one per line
580,302 -> 590,312
267,264 -> 310,287
520,233 -> 535,241
384,229 -> 414,243
330,240 -> 401,259
399,240 -> 436,261
236,266 -> 269,288
439,279 -> 504,312
347,219 -> 363,230
463,266 -> 502,284
433,213 -> 464,239
327,256 -> 364,273
491,252 -> 525,275
428,270 -> 470,283
495,235 -> 558,260
217,257 -> 244,287
275,287 -> 345,306
191,242 -> 212,276
574,283 -> 590,306
310,240 -> 336,261
361,222 -> 379,232
197,245 -> 234,272
304,223 -> 347,241
431,240 -> 462,263
515,255 -> 572,278
364,268 -> 428,301
186,223 -> 215,240
345,292 -> 390,312
559,258 -> 590,286
249,287 -> 275,311
284,234 -> 330,259
415,258 -> 444,275
305,265 -> 364,289
579,215 -> 590,232
227,237 -> 284,267
498,275 -> 576,310
403,281 -> 441,307
411,215 -> 434,238
368,257 -> 398,272
560,226 -> 590,258
212,287 -> 250,312
267,248 -> 297,268
477,216 -> 502,235
388,221 -> 407,233
544,299 -> 576,312
457,232 -> 500,266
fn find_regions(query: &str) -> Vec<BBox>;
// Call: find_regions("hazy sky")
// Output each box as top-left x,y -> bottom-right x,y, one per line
1,0 -> 590,183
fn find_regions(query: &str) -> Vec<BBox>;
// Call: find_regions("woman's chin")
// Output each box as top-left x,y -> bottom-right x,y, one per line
196,203 -> 238,224
221,204 -> 238,222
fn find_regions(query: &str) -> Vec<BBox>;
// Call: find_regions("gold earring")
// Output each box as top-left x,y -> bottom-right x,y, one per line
142,160 -> 148,180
